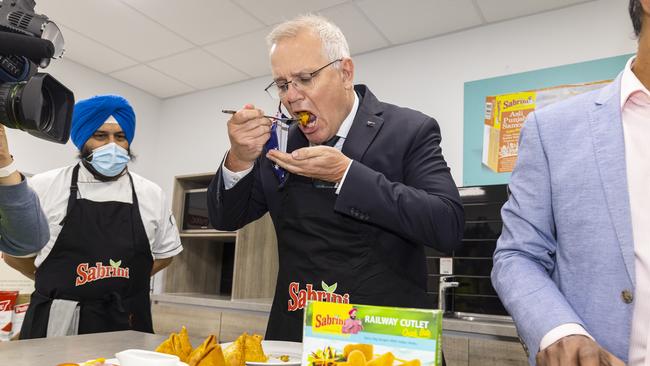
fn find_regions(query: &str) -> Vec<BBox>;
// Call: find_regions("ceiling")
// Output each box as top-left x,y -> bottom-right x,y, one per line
35,0 -> 591,99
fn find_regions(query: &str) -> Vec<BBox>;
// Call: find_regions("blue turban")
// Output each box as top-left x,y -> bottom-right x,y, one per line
71,95 -> 136,150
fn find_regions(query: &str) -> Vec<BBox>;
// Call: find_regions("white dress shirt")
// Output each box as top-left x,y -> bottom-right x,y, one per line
27,163 -> 183,266
621,57 -> 650,366
223,92 -> 360,194
539,57 -> 650,365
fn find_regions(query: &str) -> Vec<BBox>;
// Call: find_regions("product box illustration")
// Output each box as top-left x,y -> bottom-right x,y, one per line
302,301 -> 443,366
482,80 -> 611,173
482,91 -> 535,173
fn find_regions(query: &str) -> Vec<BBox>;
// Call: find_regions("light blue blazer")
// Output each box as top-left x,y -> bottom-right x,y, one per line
492,73 -> 635,365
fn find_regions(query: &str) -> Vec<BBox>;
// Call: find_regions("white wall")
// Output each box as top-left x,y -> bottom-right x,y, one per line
6,59 -> 162,180
152,0 -> 638,198
9,0 -> 637,197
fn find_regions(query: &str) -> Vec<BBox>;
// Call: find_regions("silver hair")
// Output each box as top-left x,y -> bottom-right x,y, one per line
266,14 -> 350,66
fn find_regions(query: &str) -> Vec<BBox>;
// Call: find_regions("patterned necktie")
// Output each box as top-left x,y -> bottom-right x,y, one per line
266,123 -> 286,182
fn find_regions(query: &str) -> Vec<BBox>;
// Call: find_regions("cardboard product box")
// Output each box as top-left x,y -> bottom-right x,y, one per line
481,80 -> 612,174
0,290 -> 18,342
302,301 -> 443,366
11,302 -> 29,340
482,91 -> 535,173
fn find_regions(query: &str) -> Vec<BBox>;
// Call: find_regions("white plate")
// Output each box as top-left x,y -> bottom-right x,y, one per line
221,340 -> 302,366
79,359 -> 188,366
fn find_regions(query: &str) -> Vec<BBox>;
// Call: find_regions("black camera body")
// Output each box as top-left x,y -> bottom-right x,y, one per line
0,0 -> 74,144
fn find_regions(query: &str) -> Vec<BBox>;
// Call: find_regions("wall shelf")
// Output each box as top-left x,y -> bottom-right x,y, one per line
152,172 -> 278,341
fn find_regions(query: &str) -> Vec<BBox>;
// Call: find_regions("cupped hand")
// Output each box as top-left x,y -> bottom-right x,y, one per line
266,145 -> 351,183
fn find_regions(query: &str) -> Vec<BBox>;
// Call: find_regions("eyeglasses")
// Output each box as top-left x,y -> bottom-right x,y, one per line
264,59 -> 342,100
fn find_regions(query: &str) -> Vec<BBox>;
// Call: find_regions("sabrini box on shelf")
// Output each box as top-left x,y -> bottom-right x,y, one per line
302,301 -> 442,366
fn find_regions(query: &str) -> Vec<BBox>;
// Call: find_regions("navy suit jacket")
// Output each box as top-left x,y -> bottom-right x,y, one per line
209,85 -> 463,290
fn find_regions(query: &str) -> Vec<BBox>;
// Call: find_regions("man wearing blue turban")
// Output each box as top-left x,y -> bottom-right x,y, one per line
4,95 -> 183,339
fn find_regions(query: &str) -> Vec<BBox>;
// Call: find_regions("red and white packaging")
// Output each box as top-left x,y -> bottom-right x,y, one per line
11,302 -> 29,339
0,291 -> 18,341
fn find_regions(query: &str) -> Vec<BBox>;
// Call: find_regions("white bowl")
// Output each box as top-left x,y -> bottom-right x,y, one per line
115,349 -> 180,366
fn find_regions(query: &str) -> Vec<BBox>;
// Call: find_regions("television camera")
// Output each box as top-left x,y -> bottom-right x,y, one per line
0,0 -> 73,143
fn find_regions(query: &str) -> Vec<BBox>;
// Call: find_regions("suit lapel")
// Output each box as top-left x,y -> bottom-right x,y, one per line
342,86 -> 384,162
589,74 -> 636,285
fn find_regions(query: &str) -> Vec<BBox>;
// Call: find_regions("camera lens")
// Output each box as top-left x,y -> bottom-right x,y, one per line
0,73 -> 73,144
38,86 -> 55,130
0,81 -> 26,129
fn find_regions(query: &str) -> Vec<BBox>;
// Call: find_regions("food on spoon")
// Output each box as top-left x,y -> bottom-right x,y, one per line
297,112 -> 311,126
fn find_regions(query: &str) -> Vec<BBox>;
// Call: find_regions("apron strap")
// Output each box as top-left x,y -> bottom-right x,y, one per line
126,172 -> 141,248
59,165 -> 138,226
59,164 -> 81,226
127,172 -> 139,207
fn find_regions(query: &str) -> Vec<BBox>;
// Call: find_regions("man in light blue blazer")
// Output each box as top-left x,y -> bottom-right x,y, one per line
492,1 -> 650,365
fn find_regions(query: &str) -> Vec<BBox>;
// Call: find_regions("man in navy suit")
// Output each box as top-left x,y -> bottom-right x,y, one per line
208,14 -> 463,345
492,1 -> 650,365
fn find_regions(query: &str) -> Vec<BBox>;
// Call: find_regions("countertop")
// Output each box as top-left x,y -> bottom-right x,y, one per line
443,317 -> 518,339
0,321 -> 518,366
0,331 -> 169,366
151,294 -> 519,339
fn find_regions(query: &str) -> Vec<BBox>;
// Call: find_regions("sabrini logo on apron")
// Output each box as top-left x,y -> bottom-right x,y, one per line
287,281 -> 350,311
75,259 -> 130,286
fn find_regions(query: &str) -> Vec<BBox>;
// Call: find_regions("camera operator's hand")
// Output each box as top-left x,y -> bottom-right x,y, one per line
0,125 -> 21,185
224,104 -> 272,172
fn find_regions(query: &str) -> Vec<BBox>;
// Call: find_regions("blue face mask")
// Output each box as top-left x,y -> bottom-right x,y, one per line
87,142 -> 130,177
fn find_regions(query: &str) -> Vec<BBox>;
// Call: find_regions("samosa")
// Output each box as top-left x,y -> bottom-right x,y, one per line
175,326 -> 194,362
223,333 -> 246,366
155,326 -> 194,362
188,335 -> 227,366
244,334 -> 268,362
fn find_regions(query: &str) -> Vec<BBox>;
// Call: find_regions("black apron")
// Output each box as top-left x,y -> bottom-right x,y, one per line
20,164 -> 154,339
265,172 -> 432,342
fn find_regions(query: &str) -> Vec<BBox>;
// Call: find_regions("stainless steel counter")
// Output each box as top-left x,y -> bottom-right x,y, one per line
0,331 -> 168,366
443,316 -> 518,339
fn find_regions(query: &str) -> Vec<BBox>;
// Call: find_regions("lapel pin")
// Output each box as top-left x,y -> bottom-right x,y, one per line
366,121 -> 376,127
